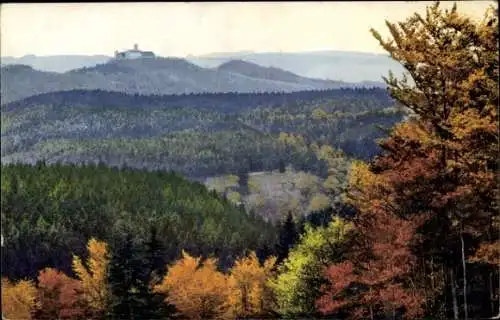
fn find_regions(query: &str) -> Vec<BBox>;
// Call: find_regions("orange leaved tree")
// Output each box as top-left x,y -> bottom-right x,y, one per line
154,250 -> 230,319
34,268 -> 85,319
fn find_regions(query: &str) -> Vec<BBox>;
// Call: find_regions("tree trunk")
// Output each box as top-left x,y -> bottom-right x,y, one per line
242,286 -> 248,314
369,286 -> 374,320
498,265 -> 500,318
431,256 -> 435,291
451,268 -> 459,320
461,230 -> 468,320
490,265 -> 500,319
491,272 -> 495,315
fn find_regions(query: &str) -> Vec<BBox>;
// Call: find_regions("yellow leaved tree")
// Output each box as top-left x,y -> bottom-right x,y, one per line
226,251 -> 277,318
1,277 -> 39,320
72,238 -> 110,317
154,250 -> 230,319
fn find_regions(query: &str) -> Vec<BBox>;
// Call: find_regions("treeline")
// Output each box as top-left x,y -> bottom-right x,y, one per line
0,162 -> 277,281
2,87 -> 393,113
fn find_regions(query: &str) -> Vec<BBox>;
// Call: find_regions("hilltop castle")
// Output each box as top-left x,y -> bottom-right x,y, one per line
114,44 -> 155,60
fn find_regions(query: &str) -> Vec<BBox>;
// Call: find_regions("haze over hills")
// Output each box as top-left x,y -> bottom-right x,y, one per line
1,50 -> 404,83
0,54 -> 111,73
0,57 -> 382,104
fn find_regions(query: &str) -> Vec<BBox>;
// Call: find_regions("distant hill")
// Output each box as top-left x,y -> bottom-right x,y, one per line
0,57 -> 381,104
0,54 -> 111,73
188,50 -> 406,83
1,50 -> 403,86
216,59 -> 350,88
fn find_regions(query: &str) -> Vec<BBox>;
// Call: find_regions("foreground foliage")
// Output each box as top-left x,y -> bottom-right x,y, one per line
1,278 -> 38,319
316,2 -> 499,319
270,217 -> 352,316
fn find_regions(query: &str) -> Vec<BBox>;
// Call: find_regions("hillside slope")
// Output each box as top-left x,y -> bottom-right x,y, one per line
1,162 -> 276,280
1,58 -> 372,104
1,89 -> 405,178
216,59 -> 351,88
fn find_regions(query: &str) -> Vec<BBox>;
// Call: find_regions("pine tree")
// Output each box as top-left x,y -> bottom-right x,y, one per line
145,225 -> 167,286
144,225 -> 176,319
278,159 -> 286,173
107,234 -> 151,320
238,169 -> 249,194
275,211 -> 299,264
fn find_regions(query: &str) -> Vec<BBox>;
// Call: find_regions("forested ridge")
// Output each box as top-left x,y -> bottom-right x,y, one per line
1,88 -> 403,178
1,2 -> 499,320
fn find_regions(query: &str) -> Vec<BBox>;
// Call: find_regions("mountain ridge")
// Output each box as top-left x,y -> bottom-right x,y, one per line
1,50 -> 404,82
1,57 -> 383,104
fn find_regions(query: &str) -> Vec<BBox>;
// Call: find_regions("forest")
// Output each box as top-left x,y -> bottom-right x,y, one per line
1,2 -> 499,320
1,87 -> 404,179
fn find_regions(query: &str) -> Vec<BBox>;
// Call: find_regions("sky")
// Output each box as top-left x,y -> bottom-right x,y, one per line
1,1 -> 496,58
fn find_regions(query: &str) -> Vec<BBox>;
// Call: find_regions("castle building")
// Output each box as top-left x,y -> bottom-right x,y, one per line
114,44 -> 156,60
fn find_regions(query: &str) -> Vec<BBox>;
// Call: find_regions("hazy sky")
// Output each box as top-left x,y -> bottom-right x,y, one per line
1,1 -> 495,58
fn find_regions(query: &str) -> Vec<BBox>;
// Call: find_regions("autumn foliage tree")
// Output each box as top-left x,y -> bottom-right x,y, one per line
34,268 -> 85,320
316,176 -> 426,318
72,237 -> 110,318
317,2 -> 498,319
1,278 -> 39,320
226,251 -> 277,318
271,217 -> 353,316
154,250 -> 230,319
469,214 -> 500,318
